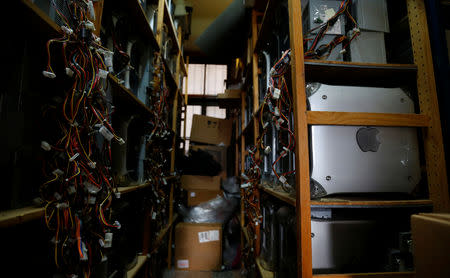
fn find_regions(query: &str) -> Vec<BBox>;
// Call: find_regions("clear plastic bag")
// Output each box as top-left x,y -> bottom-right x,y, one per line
178,195 -> 239,224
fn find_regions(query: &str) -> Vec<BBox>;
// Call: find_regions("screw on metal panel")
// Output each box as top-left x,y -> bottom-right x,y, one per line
322,95 -> 327,100
326,176 -> 331,181
311,233 -> 315,238
400,98 -> 405,103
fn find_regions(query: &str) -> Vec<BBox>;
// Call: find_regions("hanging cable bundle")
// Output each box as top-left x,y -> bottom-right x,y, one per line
260,50 -> 296,193
40,1 -> 123,277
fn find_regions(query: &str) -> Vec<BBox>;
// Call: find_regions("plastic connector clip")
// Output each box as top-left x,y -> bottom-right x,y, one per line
272,88 -> 281,100
61,25 -> 73,35
42,71 -> 56,79
41,141 -> 51,151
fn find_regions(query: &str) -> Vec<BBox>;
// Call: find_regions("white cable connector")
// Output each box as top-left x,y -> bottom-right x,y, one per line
240,182 -> 251,189
42,71 -> 56,79
61,25 -> 73,35
264,146 -> 271,154
52,169 -> 64,177
116,137 -> 125,145
98,69 -> 108,79
114,221 -> 121,229
272,88 -> 281,99
152,211 -> 157,220
262,122 -> 269,129
88,161 -> 96,169
114,192 -> 121,199
54,192 -> 62,201
279,176 -> 287,184
65,67 -> 74,77
104,233 -> 113,248
283,147 -> 290,153
270,68 -> 277,76
84,20 -> 96,31
68,186 -> 76,195
81,242 -> 89,261
339,49 -> 347,54
99,126 -> 114,141
69,152 -> 80,162
274,107 -> 280,116
87,0 -> 96,20
241,173 -> 249,180
41,141 -> 51,151
88,196 -> 96,205
56,202 -> 69,209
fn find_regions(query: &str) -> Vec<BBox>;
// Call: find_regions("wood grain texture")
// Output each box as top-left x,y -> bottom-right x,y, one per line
127,255 -> 148,278
312,272 -> 415,278
287,0 -> 313,277
93,0 -> 104,37
304,60 -> 417,87
256,257 -> 275,278
407,0 -> 450,212
156,0 -> 165,46
306,111 -> 430,127
0,206 -> 44,228
260,185 -> 296,206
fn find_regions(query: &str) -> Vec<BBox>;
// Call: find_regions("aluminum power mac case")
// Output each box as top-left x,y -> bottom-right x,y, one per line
307,83 -> 421,198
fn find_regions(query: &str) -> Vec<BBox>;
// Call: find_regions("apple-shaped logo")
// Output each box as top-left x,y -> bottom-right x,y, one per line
356,127 -> 381,152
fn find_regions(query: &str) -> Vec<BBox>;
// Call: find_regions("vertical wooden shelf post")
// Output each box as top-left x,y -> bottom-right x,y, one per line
406,0 -> 450,212
288,0 -> 313,277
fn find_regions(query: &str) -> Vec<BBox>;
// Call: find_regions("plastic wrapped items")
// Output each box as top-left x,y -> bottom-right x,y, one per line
178,195 -> 239,224
222,176 -> 240,194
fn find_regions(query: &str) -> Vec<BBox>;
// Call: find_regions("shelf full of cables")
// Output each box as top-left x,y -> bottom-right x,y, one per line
36,2 -> 127,277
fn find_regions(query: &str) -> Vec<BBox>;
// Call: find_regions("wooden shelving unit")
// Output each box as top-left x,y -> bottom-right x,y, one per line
127,255 -> 148,278
256,257 -> 275,278
5,1 -> 187,276
239,0 -> 450,278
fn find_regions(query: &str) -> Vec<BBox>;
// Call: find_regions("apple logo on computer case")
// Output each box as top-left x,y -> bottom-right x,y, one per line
356,127 -> 381,152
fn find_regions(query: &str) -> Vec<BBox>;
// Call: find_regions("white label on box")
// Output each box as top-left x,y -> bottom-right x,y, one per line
190,192 -> 196,197
177,259 -> 189,269
198,230 -> 220,243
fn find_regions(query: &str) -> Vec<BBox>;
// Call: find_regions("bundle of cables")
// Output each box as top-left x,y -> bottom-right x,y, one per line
303,0 -> 360,59
260,49 -> 296,193
241,145 -> 262,258
40,1 -> 124,277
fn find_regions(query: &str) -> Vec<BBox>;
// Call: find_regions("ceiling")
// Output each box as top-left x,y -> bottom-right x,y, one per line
183,0 -> 234,58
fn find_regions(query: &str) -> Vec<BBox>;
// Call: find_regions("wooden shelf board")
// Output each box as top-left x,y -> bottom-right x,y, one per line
127,255 -> 148,278
261,185 -> 432,208
0,206 -> 45,228
118,183 -> 151,194
150,213 -> 179,253
311,198 -> 433,209
304,60 -> 417,87
108,75 -> 153,117
256,257 -> 275,278
259,185 -> 296,206
307,111 -> 430,127
312,272 -> 415,278
20,0 -> 61,37
126,0 -> 160,49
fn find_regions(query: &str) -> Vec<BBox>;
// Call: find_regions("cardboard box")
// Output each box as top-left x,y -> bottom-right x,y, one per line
181,175 -> 221,191
190,115 -> 232,146
411,213 -> 450,278
187,190 -> 223,206
175,223 -> 222,271
172,271 -> 213,278
191,145 -> 227,179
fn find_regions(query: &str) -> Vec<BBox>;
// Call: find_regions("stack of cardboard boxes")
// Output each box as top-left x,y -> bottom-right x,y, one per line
174,115 -> 232,273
